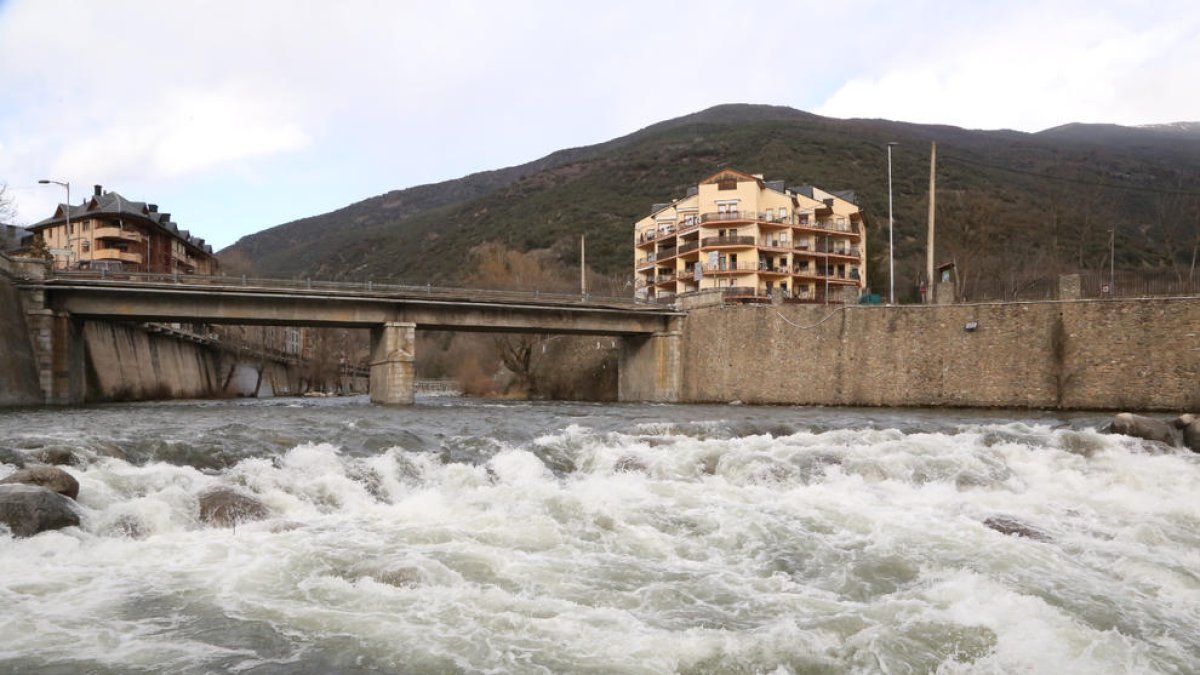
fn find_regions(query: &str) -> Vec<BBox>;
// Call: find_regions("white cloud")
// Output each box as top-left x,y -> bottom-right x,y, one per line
53,86 -> 309,180
816,4 -> 1200,131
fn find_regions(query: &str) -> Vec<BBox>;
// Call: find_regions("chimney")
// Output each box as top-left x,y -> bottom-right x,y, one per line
94,185 -> 102,197
149,204 -> 158,212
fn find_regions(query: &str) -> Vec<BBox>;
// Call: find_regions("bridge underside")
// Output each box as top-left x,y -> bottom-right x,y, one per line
34,283 -> 683,405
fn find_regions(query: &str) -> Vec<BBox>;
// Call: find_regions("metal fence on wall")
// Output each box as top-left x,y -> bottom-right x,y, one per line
960,268 -> 1200,302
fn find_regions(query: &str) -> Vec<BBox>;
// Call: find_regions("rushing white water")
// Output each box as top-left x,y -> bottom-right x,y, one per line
0,399 -> 1197,674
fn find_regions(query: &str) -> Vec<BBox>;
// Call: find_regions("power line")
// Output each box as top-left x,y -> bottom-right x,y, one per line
940,155 -> 1200,198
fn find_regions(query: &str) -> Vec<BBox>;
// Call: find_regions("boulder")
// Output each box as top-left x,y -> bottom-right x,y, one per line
0,448 -> 27,468
984,516 -> 1051,542
198,488 -> 270,528
1107,413 -> 1179,446
1183,420 -> 1200,454
34,447 -> 79,466
0,465 -> 80,500
0,484 -> 81,537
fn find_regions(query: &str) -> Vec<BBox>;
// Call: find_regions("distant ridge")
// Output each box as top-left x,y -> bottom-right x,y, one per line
222,104 -> 1200,294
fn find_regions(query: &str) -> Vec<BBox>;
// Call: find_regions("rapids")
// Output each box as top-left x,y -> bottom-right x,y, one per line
0,398 -> 1196,674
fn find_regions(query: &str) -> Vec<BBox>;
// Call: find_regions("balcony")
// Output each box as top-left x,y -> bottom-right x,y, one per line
678,240 -> 701,255
720,287 -> 762,300
757,262 -> 789,274
704,262 -> 759,273
657,246 -> 678,261
758,239 -> 791,251
93,226 -> 142,243
700,211 -> 764,224
93,249 -> 143,264
815,243 -> 861,257
701,235 -> 756,248
637,253 -> 657,269
656,272 -> 677,285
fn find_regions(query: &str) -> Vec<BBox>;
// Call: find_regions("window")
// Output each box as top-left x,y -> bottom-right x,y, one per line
779,208 -> 787,220
81,241 -> 90,252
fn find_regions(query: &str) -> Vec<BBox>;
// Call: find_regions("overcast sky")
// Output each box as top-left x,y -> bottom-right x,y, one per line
2,0 -> 1197,249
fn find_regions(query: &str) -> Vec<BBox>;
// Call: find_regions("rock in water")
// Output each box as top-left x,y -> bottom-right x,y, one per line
0,465 -> 80,500
1107,413 -> 1179,446
984,516 -> 1051,542
198,488 -> 269,527
1181,418 -> 1200,454
0,485 -> 81,537
0,448 -> 27,468
35,447 -> 78,466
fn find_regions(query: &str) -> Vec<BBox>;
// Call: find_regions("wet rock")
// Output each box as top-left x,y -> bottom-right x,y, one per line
108,514 -> 147,538
1179,416 -> 1200,453
1107,413 -> 1179,446
614,456 -> 648,473
984,516 -> 1051,542
0,465 -> 80,500
35,447 -> 79,466
372,567 -> 422,588
0,447 -> 27,468
0,484 -> 81,537
198,488 -> 270,528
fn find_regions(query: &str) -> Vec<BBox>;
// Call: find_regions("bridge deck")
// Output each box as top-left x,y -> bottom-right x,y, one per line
25,271 -> 680,335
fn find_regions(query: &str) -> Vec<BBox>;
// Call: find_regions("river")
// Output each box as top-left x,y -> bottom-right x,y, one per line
0,397 -> 1197,674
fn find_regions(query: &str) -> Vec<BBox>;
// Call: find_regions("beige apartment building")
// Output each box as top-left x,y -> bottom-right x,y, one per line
634,169 -> 866,304
29,185 -> 218,274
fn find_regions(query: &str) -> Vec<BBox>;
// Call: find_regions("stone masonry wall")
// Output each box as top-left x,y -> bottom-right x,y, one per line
0,270 -> 43,406
680,298 -> 1200,411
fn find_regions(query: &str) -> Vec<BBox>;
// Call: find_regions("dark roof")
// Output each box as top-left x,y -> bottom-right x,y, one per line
29,191 -> 214,255
831,190 -> 859,205
2,224 -> 31,252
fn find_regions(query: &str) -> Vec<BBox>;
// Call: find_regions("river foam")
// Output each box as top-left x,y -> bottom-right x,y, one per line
0,400 -> 1197,673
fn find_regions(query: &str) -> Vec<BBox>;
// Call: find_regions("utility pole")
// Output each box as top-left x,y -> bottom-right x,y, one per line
926,142 -> 936,303
886,142 -> 898,304
580,233 -> 587,296
1109,227 -> 1115,297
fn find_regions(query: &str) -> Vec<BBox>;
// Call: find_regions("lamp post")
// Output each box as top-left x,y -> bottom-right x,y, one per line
886,142 -> 898,305
38,179 -> 70,268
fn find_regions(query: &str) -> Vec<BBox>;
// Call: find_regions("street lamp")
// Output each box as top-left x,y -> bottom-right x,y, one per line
886,143 -> 898,304
38,179 -> 70,268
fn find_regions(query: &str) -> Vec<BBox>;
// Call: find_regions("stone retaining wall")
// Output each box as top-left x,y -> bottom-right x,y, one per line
679,298 -> 1200,411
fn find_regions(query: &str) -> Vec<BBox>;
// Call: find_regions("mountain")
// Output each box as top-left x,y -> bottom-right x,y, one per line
220,104 -> 1200,296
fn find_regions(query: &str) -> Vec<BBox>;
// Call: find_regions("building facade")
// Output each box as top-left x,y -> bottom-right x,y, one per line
28,185 -> 218,274
634,169 -> 866,304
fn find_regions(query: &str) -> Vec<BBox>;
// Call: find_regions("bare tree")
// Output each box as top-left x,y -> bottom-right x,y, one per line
461,241 -> 577,397
1149,188 -> 1200,288
0,182 -> 15,224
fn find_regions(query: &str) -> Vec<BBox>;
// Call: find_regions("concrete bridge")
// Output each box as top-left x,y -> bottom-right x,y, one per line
11,266 -> 683,405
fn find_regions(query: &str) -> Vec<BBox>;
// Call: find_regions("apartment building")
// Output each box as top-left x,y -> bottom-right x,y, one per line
634,169 -> 866,304
28,185 -> 218,274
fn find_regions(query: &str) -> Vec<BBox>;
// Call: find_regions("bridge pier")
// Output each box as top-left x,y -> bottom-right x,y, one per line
617,318 -> 682,403
369,321 -> 416,405
44,312 -> 85,405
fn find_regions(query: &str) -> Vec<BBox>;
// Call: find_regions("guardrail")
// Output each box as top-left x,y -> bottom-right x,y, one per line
37,269 -> 656,309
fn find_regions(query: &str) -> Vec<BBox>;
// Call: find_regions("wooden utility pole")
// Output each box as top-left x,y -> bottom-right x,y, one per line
580,233 -> 587,296
926,142 -> 937,303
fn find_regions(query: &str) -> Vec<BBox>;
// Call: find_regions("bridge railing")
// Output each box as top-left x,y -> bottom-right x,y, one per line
41,269 -> 658,309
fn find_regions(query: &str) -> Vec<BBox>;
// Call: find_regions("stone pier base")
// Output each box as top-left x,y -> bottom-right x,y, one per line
369,322 -> 415,405
618,321 -> 682,403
